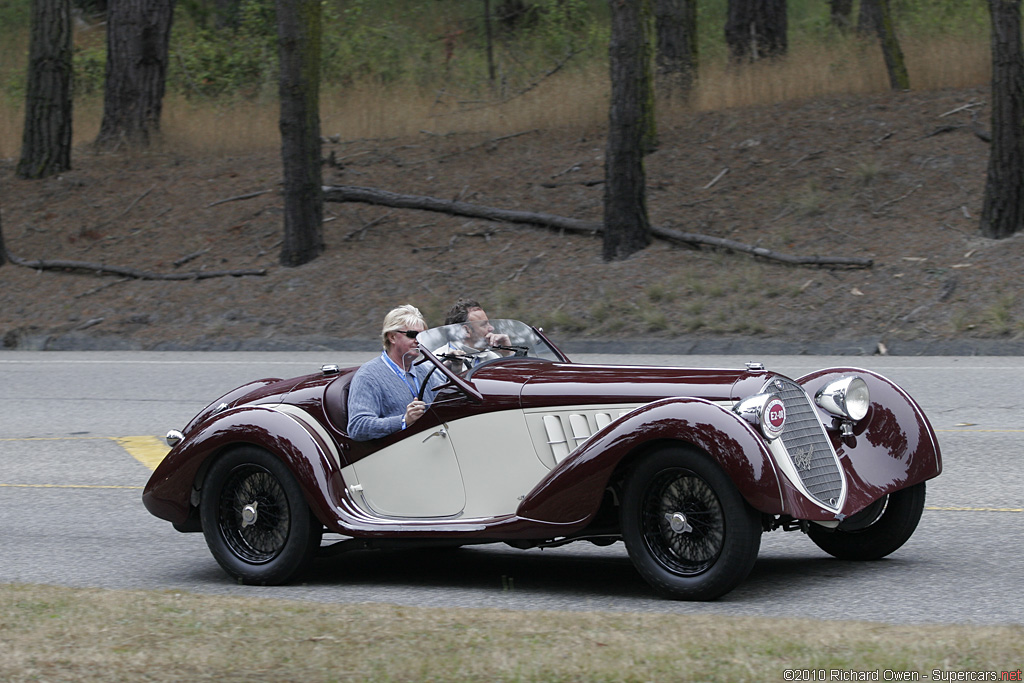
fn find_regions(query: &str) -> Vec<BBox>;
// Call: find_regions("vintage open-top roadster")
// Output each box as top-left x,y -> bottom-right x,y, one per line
143,320 -> 941,600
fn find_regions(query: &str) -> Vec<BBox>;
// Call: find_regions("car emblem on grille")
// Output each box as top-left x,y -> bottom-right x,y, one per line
764,397 -> 786,439
791,444 -> 815,471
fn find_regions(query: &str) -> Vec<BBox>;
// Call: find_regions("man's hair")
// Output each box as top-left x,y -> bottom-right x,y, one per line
381,304 -> 426,350
444,298 -> 482,325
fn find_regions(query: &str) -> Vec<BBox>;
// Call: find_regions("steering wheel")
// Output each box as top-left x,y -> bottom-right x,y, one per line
414,347 -> 483,403
415,362 -> 439,402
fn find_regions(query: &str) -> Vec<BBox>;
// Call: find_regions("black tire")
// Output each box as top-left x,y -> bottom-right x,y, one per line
807,482 -> 926,561
621,447 -> 762,601
200,446 -> 323,585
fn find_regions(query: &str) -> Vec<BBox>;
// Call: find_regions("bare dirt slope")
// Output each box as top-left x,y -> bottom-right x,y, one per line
2,85 -> 1022,354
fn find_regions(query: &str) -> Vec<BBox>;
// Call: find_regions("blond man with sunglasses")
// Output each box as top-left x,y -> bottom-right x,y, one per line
347,304 -> 441,441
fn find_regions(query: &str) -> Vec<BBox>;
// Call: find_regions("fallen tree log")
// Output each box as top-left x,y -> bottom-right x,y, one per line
4,251 -> 267,280
326,184 -> 598,233
323,185 -> 873,268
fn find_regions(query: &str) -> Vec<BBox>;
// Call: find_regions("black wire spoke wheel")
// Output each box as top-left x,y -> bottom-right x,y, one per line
622,447 -> 761,601
808,481 -> 926,561
641,468 -> 725,576
219,465 -> 291,564
201,446 -> 322,585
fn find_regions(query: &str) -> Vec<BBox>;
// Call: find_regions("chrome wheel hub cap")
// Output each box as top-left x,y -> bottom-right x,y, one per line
241,502 -> 258,528
666,511 -> 693,534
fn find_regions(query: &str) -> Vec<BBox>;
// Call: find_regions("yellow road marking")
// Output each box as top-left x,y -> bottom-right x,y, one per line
0,435 -> 161,488
936,429 -> 1024,432
0,483 -> 142,490
0,435 -> 168,473
0,483 -> 1016,511
0,436 -> 109,441
926,506 -> 1023,512
113,436 -> 169,471
1,437 -> 1021,509
0,435 -> 162,488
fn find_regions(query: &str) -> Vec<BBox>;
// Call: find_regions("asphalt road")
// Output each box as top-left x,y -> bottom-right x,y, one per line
1,351 -> 1021,626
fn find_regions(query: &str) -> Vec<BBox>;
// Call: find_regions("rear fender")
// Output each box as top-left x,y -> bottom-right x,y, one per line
516,397 -> 785,526
142,405 -> 345,530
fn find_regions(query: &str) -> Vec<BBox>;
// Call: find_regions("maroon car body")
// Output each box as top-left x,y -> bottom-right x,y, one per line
143,320 -> 941,600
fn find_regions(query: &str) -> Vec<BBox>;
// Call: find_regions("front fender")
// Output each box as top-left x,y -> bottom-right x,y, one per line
142,404 -> 346,530
516,397 -> 784,526
179,378 -> 284,434
797,367 -> 942,514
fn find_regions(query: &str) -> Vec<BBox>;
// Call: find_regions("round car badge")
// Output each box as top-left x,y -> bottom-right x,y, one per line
765,397 -> 786,438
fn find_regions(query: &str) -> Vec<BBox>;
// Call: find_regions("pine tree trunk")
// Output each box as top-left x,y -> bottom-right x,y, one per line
654,0 -> 698,102
981,0 -> 1024,239
876,0 -> 909,90
95,0 -> 175,149
857,0 -> 880,35
0,198 -> 7,267
604,0 -> 652,262
857,0 -> 909,90
17,0 -> 73,179
829,0 -> 853,31
214,0 -> 240,28
276,0 -> 324,267
725,0 -> 787,62
484,0 -> 497,86
639,0 -> 657,153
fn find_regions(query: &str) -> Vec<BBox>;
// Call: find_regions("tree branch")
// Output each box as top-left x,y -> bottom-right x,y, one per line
206,189 -> 273,208
4,250 -> 267,280
323,185 -> 873,268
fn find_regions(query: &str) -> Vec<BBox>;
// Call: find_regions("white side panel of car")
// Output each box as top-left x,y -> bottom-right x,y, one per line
343,428 -> 467,518
525,404 -> 640,468
443,410 -> 549,519
340,404 -> 646,522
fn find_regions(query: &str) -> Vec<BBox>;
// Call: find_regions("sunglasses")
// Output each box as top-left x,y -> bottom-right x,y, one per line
394,330 -> 420,339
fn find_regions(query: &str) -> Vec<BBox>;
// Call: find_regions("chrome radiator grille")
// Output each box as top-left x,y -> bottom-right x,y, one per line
767,376 -> 844,509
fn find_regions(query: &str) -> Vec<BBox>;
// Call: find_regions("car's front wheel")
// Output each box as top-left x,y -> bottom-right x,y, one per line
621,447 -> 762,601
807,482 -> 926,561
200,446 -> 322,585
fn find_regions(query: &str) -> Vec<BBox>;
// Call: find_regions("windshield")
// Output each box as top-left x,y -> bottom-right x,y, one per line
418,319 -> 561,370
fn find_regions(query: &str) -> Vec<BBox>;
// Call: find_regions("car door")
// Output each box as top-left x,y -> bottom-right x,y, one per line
345,424 -> 466,518
442,410 -> 552,519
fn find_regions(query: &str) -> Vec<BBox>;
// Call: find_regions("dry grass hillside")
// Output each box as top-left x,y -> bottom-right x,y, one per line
2,83 -> 1022,354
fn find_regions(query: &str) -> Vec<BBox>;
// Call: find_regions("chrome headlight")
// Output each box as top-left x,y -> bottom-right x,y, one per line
734,393 -> 786,440
815,376 -> 870,421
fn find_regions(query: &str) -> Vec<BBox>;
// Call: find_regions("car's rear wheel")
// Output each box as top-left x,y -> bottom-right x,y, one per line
200,446 -> 322,585
621,447 -> 762,601
807,482 -> 926,560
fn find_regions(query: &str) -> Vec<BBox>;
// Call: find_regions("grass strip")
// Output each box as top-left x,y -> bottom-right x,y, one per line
1,583 -> 1020,682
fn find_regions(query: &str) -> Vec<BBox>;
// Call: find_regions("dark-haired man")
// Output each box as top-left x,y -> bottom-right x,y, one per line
435,298 -> 511,372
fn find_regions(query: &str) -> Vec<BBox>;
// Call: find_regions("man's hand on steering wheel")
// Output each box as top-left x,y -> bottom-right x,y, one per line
484,331 -> 512,354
